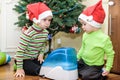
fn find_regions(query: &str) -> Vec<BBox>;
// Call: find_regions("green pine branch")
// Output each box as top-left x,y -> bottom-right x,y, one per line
13,0 -> 85,36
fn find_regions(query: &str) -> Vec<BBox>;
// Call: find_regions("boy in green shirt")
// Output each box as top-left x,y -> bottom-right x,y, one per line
77,0 -> 114,80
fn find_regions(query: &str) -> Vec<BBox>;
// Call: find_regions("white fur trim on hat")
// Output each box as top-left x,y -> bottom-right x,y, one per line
33,18 -> 39,24
78,14 -> 101,28
32,10 -> 53,24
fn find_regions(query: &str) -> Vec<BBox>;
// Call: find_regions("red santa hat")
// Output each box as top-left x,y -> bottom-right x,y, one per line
78,0 -> 105,28
26,2 -> 53,24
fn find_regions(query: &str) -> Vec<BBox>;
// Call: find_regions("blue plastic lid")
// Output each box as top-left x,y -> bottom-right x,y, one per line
42,47 -> 77,71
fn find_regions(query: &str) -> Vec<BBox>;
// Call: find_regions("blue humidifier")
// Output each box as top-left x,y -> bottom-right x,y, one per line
39,47 -> 78,80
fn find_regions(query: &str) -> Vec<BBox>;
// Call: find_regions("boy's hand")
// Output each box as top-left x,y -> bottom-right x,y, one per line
102,68 -> 109,76
14,69 -> 25,77
38,54 -> 44,64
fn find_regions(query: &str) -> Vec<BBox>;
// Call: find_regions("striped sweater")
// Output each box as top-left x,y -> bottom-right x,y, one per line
15,23 -> 49,69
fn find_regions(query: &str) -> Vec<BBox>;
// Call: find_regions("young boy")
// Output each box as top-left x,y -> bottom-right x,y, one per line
14,2 -> 53,77
77,0 -> 115,80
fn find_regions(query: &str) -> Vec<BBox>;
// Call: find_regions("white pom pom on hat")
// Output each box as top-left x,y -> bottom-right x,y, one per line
26,2 -> 53,24
78,0 -> 105,28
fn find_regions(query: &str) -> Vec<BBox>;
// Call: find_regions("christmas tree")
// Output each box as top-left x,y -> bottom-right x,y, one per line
13,0 -> 85,36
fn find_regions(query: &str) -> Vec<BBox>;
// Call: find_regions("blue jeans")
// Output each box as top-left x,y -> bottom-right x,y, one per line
15,59 -> 41,76
78,59 -> 105,80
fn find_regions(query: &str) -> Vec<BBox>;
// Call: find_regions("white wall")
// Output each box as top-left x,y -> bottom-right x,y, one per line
0,0 -> 21,55
0,0 -> 2,49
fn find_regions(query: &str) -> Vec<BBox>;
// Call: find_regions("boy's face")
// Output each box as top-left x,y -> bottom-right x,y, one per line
80,20 -> 97,33
37,16 -> 53,29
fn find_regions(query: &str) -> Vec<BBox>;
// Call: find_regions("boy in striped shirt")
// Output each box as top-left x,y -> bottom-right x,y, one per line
14,2 -> 53,77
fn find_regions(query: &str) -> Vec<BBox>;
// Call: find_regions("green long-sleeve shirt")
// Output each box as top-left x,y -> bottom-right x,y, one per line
15,23 -> 49,69
77,30 -> 114,71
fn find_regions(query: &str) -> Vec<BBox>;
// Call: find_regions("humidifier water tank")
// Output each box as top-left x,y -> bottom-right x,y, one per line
39,47 -> 78,80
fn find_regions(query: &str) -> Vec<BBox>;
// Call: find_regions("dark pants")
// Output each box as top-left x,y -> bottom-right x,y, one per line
78,59 -> 106,80
15,59 -> 42,76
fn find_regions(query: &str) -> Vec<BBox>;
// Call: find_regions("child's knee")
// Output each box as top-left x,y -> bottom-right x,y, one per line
81,73 -> 90,80
81,72 -> 103,80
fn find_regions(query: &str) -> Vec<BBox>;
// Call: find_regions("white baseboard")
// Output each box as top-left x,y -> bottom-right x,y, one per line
7,52 -> 15,58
